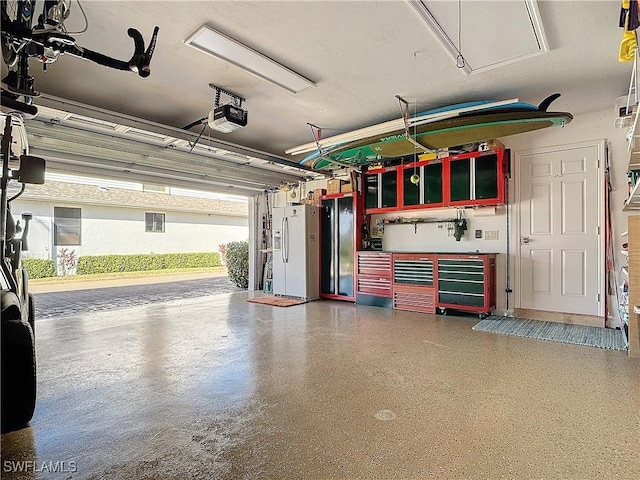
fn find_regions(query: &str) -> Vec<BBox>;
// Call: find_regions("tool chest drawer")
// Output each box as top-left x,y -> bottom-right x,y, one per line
393,254 -> 435,286
436,254 -> 496,316
393,284 -> 436,314
357,252 -> 392,298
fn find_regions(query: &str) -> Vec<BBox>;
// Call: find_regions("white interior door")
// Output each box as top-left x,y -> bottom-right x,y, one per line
516,142 -> 603,316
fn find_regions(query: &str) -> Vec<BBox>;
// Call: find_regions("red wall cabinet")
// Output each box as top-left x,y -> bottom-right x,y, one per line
363,166 -> 400,213
446,149 -> 507,208
362,148 -> 508,214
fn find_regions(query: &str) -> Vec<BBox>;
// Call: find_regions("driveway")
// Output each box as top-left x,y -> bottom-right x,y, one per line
34,276 -> 242,319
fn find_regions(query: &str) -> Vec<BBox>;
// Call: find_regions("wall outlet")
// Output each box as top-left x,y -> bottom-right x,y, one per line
485,230 -> 499,240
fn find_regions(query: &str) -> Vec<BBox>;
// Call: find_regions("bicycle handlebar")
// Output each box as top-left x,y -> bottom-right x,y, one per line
128,26 -> 159,78
51,26 -> 159,78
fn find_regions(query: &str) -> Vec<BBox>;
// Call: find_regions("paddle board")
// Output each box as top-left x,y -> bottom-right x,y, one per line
298,95 -> 571,169
286,98 -> 532,156
308,110 -> 572,169
298,99 -> 538,165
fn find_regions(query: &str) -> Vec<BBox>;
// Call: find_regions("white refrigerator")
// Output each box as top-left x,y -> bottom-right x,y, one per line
272,205 -> 320,300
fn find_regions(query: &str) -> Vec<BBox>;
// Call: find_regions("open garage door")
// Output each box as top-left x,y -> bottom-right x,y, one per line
24,95 -> 324,198
16,96 -> 325,292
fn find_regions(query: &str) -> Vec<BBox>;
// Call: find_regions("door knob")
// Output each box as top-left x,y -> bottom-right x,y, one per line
521,237 -> 530,244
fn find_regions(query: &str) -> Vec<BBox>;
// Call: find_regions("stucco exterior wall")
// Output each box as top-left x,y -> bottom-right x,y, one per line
10,200 -> 248,260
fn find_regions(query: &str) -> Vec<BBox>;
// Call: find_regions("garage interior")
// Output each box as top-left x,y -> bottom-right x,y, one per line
1,1 -> 640,479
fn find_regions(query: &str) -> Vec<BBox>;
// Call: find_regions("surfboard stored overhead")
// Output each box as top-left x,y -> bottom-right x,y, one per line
294,94 -> 572,170
286,98 -> 528,157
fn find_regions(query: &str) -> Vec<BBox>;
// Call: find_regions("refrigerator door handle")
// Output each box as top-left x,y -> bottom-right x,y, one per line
281,217 -> 286,264
284,217 -> 289,263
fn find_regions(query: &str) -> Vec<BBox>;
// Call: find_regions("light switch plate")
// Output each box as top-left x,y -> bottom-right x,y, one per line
485,230 -> 499,240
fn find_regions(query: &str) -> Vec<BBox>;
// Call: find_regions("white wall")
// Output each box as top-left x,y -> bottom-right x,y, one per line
10,200 -> 248,261
376,108 -> 629,322
505,109 -> 629,325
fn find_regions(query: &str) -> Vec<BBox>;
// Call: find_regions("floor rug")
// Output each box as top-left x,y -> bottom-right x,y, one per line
246,296 -> 307,307
472,316 -> 628,351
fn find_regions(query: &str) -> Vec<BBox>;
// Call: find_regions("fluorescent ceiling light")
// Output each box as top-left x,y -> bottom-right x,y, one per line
185,24 -> 315,94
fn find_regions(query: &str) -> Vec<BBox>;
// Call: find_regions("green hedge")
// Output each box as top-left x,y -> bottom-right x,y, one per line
226,241 -> 249,289
76,252 -> 221,275
23,258 -> 57,279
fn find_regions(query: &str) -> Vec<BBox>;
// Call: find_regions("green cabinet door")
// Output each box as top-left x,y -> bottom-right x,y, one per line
423,162 -> 443,204
381,170 -> 397,208
449,158 -> 471,202
365,174 -> 379,210
475,153 -> 499,200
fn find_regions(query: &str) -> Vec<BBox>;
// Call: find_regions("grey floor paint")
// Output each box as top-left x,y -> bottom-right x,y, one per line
1,290 -> 639,479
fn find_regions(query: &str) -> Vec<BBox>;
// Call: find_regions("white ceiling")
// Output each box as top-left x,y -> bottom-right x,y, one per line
2,0 -> 632,190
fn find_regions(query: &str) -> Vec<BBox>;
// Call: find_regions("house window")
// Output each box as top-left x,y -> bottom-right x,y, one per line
145,212 -> 165,233
54,207 -> 81,246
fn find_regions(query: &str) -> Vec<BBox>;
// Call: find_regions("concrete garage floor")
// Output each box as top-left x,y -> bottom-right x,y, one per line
1,291 -> 639,479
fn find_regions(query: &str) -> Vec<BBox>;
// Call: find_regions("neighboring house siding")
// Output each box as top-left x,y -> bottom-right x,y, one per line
11,182 -> 248,261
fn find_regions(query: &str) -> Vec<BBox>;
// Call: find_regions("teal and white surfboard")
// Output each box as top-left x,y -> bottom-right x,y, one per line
290,95 -> 571,170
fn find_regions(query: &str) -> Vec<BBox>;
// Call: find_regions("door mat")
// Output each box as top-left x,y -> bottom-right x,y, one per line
472,316 -> 628,351
246,296 -> 307,307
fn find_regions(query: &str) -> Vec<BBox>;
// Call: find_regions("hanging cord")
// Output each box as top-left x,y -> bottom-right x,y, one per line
395,94 -> 430,155
66,0 -> 89,35
412,98 -> 419,185
456,0 -> 465,68
413,99 -> 418,160
505,154 -> 512,315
